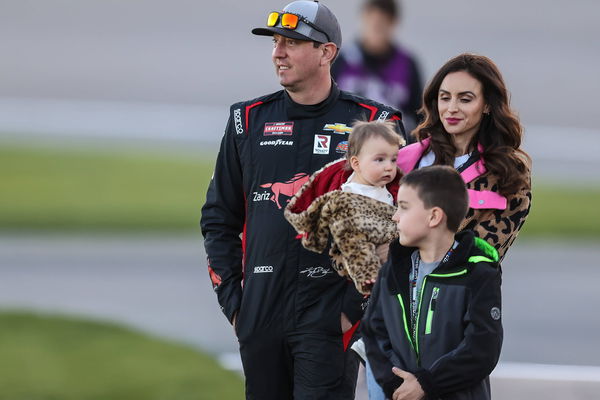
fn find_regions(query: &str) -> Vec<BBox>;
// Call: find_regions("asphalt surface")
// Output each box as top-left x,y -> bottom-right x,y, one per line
3,234 -> 600,365
1,234 -> 600,399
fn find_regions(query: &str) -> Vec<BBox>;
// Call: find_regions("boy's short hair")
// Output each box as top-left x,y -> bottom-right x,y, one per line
400,166 -> 469,232
347,120 -> 404,160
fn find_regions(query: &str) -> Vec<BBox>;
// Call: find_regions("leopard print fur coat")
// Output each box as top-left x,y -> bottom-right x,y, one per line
285,158 -> 401,295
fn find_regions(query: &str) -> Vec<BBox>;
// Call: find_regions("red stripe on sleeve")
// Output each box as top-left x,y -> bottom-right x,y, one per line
245,101 -> 264,132
358,103 -> 378,121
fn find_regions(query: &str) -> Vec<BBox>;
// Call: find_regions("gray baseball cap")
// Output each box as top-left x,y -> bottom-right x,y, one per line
252,1 -> 342,49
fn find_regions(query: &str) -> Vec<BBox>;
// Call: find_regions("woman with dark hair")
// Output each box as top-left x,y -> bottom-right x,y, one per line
397,53 -> 531,260
364,53 -> 531,399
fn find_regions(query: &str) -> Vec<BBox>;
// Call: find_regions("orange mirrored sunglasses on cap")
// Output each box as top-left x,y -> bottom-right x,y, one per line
267,11 -> 331,42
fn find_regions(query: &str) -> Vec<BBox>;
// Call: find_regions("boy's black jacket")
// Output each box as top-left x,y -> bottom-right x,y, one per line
362,230 -> 503,399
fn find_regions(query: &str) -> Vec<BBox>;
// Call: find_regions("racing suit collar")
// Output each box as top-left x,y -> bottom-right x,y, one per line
284,80 -> 340,119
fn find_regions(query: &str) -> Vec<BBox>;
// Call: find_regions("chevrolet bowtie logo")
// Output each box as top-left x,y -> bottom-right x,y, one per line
323,123 -> 352,134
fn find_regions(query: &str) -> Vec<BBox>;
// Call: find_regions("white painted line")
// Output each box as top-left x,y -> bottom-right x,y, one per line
218,353 -> 600,384
492,362 -> 600,382
218,352 -> 244,372
0,97 -> 227,141
1,96 -> 599,165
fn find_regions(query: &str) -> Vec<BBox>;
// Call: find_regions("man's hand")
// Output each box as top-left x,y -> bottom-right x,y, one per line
391,367 -> 425,400
341,312 -> 353,333
376,243 -> 390,264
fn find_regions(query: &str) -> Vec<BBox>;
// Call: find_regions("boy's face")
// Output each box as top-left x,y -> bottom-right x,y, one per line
392,184 -> 432,247
350,136 -> 398,187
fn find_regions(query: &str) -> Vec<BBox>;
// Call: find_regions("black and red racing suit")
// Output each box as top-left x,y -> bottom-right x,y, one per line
201,83 -> 405,399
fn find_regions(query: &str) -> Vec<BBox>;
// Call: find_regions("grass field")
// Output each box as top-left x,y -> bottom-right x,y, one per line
520,182 -> 600,238
1,143 -> 598,237
0,311 -> 244,400
0,144 -> 214,233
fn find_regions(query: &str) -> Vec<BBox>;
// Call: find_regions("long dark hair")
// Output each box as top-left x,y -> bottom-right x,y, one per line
413,53 -> 530,196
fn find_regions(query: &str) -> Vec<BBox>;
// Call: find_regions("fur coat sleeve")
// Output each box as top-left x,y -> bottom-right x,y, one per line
285,189 -> 398,295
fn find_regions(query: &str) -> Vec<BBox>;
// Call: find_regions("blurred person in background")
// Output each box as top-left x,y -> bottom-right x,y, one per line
365,52 -> 532,399
332,0 -> 423,133
200,1 -> 405,398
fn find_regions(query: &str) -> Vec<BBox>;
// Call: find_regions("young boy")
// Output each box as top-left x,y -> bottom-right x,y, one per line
362,165 -> 503,400
285,120 -> 404,295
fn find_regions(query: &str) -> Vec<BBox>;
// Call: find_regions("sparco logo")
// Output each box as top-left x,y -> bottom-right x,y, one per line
377,111 -> 389,121
254,265 -> 273,273
259,139 -> 294,146
233,108 -> 243,135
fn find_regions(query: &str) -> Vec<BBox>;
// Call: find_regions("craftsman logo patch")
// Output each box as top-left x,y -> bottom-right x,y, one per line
313,135 -> 330,154
336,141 -> 349,154
323,123 -> 352,134
264,122 -> 294,136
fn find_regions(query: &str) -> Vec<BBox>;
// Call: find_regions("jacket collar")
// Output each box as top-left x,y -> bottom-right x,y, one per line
397,137 -> 487,183
396,138 -> 429,175
284,80 -> 340,120
397,138 -> 507,210
386,230 -> 499,292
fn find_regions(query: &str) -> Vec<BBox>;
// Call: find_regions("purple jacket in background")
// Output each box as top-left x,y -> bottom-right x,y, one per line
332,41 -> 423,133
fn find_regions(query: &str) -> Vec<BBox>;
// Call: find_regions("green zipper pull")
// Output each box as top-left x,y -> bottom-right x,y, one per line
425,287 -> 439,334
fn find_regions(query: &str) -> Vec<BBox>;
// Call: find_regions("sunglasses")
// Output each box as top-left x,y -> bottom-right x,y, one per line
267,11 -> 331,43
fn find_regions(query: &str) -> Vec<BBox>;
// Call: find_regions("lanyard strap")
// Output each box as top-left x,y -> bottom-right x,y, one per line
410,255 -> 421,336
409,246 -> 455,341
409,254 -> 420,340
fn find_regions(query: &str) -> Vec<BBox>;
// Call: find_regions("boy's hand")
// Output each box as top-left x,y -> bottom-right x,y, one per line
391,367 -> 425,400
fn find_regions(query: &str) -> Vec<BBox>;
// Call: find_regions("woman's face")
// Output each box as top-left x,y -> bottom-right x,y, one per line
437,71 -> 489,145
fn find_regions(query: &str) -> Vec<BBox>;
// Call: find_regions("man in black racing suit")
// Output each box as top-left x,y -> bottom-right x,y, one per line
200,1 -> 406,398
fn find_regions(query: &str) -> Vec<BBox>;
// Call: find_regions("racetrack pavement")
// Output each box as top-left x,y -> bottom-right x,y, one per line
1,234 -> 599,398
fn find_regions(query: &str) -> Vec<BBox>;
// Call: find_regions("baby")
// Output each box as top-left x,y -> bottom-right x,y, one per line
285,120 -> 405,295
342,120 -> 400,206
